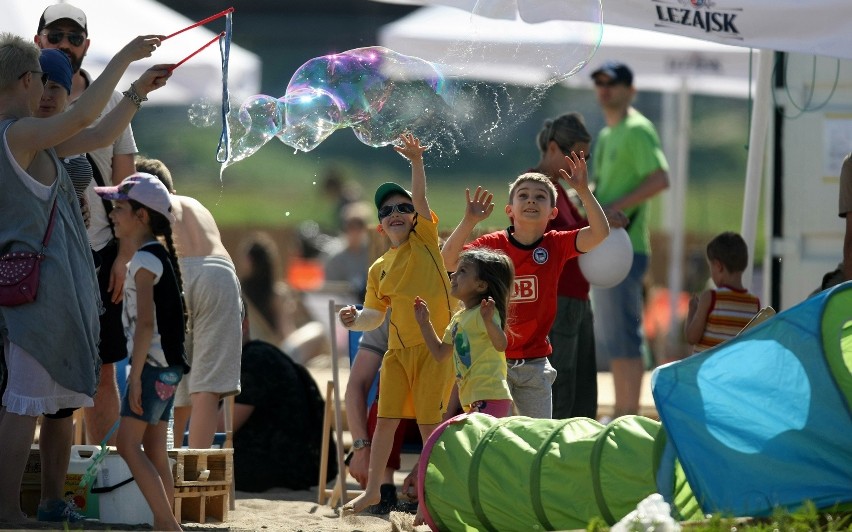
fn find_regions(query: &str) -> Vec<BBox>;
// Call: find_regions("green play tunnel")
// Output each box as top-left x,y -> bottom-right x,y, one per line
417,414 -> 700,531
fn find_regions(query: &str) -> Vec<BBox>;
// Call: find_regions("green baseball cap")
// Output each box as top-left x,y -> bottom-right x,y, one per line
374,182 -> 412,210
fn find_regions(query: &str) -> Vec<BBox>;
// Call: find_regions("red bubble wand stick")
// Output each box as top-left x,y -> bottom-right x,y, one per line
159,7 -> 235,161
163,7 -> 234,41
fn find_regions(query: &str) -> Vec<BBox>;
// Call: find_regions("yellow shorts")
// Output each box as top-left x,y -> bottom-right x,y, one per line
377,344 -> 454,425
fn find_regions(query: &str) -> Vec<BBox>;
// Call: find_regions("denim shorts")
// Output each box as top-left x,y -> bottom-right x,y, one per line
591,254 -> 649,362
120,364 -> 183,425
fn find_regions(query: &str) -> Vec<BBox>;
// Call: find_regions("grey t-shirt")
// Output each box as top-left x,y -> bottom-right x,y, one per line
357,314 -> 389,357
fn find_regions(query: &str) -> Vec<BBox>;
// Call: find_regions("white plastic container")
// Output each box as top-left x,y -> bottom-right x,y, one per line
91,452 -> 154,526
66,445 -> 101,518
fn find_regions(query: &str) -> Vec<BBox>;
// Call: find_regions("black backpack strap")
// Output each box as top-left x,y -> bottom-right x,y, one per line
86,153 -> 115,234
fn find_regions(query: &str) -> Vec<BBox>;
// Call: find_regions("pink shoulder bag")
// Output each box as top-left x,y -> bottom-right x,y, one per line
0,199 -> 58,306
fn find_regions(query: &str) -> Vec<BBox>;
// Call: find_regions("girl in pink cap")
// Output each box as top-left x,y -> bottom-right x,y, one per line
96,173 -> 188,531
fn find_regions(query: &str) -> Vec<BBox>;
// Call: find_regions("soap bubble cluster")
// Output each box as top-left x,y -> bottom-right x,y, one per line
215,0 -> 602,167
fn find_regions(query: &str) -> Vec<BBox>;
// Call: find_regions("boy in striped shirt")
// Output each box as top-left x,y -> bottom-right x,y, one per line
685,231 -> 761,353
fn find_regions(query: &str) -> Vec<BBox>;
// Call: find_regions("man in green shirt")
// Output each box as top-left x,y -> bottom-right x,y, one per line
589,62 -> 669,418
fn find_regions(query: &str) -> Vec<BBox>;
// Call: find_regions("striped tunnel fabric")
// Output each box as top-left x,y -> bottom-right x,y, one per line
694,286 -> 761,353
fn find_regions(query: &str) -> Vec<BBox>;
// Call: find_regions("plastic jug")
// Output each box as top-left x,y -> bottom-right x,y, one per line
65,445 -> 101,518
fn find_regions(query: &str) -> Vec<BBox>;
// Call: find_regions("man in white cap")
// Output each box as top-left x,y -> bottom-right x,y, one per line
35,3 -> 140,446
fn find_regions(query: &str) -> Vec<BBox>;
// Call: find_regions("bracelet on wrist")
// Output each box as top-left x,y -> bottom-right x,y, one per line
122,82 -> 148,110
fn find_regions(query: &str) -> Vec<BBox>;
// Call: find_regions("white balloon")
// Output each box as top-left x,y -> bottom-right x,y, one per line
578,227 -> 633,288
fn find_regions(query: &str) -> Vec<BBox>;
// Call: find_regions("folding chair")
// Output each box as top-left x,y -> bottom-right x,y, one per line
317,300 -> 358,506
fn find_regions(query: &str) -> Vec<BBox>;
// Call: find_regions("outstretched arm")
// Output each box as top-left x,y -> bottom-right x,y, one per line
560,152 -> 609,252
393,133 -> 430,218
338,305 -> 385,331
55,64 -> 173,157
8,35 -> 162,158
441,187 -> 494,272
414,297 -> 453,361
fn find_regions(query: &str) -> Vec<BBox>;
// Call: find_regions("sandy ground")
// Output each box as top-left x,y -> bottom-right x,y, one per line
3,487 -> 424,531
206,488 -> 426,532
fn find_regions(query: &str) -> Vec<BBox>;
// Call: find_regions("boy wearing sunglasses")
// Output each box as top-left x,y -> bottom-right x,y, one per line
338,133 -> 455,516
35,3 -> 145,447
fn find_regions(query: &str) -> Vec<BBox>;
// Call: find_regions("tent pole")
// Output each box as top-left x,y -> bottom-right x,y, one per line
665,77 -> 690,362
741,49 -> 775,288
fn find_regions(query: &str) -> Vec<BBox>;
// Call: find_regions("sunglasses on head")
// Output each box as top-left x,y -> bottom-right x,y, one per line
43,30 -> 86,47
378,202 -> 416,220
18,70 -> 48,86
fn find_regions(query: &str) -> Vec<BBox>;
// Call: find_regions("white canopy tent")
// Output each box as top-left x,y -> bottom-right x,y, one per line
3,0 -> 261,105
379,4 -> 754,97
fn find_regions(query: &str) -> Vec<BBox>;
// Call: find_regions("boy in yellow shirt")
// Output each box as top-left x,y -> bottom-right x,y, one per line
338,133 -> 455,513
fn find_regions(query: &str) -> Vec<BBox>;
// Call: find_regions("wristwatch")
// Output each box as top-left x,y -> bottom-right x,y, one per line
352,438 -> 371,450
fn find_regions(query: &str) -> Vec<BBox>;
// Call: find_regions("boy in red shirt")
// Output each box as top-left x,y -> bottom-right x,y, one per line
441,152 -> 609,418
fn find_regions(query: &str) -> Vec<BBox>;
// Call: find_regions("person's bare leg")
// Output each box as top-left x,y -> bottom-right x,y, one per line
142,421 -> 177,513
611,358 -> 643,417
187,392 -> 219,449
117,418 -> 182,531
38,416 -> 73,503
172,405 -> 191,448
84,364 -> 119,445
343,417 -> 400,514
0,408 -> 38,522
412,422 -> 438,526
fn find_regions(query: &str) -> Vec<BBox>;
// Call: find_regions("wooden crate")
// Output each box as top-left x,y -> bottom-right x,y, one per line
169,448 -> 232,486
174,485 -> 230,524
168,448 -> 233,523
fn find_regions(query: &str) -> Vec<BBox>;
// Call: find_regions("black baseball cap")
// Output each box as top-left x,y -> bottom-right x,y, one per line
591,61 -> 633,86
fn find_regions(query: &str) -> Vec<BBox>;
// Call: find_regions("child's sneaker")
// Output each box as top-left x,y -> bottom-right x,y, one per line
36,499 -> 87,523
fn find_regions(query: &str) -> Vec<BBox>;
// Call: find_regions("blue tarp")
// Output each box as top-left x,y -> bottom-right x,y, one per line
652,281 -> 852,517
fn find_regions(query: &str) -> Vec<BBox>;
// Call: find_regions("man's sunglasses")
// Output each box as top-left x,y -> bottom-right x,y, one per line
18,70 -> 48,86
378,202 -> 416,220
42,30 -> 86,47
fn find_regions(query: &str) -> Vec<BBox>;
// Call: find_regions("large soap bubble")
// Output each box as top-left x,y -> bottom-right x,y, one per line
220,0 -> 602,167
221,46 -> 464,166
279,46 -> 453,153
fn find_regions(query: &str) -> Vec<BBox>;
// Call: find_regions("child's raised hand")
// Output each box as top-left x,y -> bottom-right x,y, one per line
480,296 -> 496,321
338,305 -> 359,328
413,296 -> 430,325
558,151 -> 590,193
464,187 -> 494,224
393,132 -> 427,162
